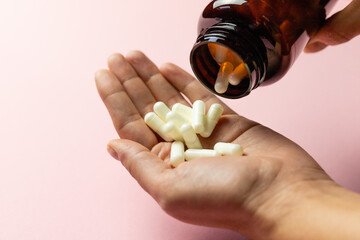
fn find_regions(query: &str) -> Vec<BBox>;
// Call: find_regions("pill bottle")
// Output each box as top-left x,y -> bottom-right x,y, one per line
190,0 -> 337,98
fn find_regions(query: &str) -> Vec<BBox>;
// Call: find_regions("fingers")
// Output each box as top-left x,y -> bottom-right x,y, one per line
304,0 -> 360,53
159,63 -> 235,115
95,69 -> 157,149
107,139 -> 171,196
125,51 -> 190,108
107,53 -> 156,117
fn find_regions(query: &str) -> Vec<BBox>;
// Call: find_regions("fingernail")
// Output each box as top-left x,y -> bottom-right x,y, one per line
304,41 -> 327,53
107,145 -> 119,160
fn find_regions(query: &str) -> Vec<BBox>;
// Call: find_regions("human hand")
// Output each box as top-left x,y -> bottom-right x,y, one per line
95,51 -> 359,239
304,0 -> 360,53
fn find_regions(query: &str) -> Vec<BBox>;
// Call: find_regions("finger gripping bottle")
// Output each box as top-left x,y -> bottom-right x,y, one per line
190,0 -> 337,98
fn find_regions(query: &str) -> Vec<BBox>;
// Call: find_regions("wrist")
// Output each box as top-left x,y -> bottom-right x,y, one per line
233,162 -> 337,239
265,180 -> 360,240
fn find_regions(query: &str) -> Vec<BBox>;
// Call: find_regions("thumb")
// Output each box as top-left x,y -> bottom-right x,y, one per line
107,139 -> 169,193
304,0 -> 360,53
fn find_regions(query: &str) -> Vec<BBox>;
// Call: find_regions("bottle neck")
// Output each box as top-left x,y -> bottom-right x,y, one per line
190,21 -> 268,98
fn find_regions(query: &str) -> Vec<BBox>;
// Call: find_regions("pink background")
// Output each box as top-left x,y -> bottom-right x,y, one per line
0,0 -> 359,239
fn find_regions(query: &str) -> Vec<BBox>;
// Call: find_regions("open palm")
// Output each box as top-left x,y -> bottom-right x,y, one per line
95,51 -> 333,237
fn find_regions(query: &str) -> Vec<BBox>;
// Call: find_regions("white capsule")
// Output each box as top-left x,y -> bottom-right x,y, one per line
172,103 -> 192,122
163,122 -> 183,142
170,141 -> 185,167
214,142 -> 243,156
214,44 -> 229,63
166,111 -> 191,128
153,101 -> 171,121
185,149 -> 220,161
180,124 -> 202,149
201,103 -> 224,138
215,62 -> 234,94
144,112 -> 172,142
192,100 -> 206,134
228,63 -> 248,86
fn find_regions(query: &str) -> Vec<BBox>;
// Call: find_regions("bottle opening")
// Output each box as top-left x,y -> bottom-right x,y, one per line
191,42 -> 252,98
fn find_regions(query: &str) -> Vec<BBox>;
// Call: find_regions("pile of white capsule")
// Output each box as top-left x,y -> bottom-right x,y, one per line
144,100 -> 243,167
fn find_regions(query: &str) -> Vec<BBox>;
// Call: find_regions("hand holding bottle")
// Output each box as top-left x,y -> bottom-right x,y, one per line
305,0 -> 360,53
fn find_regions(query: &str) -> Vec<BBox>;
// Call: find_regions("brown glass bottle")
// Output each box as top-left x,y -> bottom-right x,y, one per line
190,0 -> 337,98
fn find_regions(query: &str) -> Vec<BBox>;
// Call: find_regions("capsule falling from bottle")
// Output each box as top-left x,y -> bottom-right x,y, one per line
215,62 -> 234,94
228,63 -> 248,86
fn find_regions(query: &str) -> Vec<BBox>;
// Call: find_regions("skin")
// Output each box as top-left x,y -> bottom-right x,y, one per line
304,0 -> 360,53
95,51 -> 360,239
